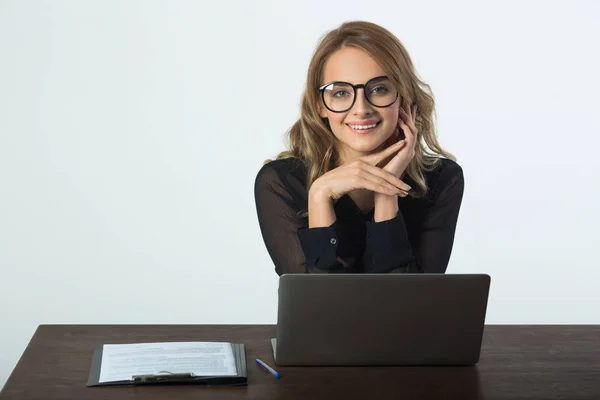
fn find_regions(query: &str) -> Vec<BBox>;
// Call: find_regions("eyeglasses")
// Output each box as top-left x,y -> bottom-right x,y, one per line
318,75 -> 399,113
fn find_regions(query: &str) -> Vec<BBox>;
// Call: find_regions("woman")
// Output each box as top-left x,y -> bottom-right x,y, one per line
254,21 -> 464,275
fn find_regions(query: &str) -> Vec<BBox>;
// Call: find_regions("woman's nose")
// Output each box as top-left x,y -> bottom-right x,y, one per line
351,88 -> 373,115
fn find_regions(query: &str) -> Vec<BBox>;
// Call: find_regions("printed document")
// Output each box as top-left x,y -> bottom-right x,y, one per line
98,341 -> 237,383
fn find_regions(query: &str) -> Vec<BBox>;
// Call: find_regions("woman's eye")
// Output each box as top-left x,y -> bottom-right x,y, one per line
332,91 -> 349,98
371,86 -> 389,95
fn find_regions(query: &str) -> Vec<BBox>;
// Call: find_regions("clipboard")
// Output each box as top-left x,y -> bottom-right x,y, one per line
86,343 -> 248,387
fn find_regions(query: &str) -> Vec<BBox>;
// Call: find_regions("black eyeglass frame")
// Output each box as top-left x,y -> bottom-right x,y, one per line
318,75 -> 399,113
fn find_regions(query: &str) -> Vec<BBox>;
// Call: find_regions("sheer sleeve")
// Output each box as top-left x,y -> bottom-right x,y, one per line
254,162 -> 346,275
363,212 -> 414,272
363,163 -> 465,274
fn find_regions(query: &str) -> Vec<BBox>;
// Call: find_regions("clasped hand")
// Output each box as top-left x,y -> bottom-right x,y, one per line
310,102 -> 418,202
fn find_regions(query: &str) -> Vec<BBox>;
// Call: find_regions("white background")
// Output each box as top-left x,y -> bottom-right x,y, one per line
1,0 -> 599,390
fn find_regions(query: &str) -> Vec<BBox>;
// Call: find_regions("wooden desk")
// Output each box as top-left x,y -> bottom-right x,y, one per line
1,325 -> 599,399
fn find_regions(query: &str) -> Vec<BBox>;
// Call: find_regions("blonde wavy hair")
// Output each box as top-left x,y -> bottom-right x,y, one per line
266,20 -> 455,198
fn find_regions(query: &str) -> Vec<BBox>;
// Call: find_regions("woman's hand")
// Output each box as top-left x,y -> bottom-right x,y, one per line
310,142 -> 412,202
372,102 -> 418,222
381,102 -> 418,179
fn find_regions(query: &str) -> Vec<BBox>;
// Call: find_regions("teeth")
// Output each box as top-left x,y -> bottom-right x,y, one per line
349,123 -> 377,130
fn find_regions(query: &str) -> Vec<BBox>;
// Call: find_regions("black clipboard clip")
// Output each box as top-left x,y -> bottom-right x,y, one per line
131,371 -> 196,383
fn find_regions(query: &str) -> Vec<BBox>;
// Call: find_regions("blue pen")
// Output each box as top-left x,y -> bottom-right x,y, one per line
256,358 -> 281,378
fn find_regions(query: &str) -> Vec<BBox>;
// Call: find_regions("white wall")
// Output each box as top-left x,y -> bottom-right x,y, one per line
1,0 -> 599,390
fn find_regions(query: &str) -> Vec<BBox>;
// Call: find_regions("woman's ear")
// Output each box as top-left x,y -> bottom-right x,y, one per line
399,97 -> 407,111
317,100 -> 328,119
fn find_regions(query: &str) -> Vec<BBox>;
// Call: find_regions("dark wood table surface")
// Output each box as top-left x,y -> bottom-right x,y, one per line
1,325 -> 599,399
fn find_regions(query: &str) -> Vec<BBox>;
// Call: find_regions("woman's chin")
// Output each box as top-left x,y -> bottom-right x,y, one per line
347,139 -> 387,154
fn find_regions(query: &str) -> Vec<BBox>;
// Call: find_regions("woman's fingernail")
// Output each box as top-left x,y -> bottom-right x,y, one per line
396,140 -> 405,146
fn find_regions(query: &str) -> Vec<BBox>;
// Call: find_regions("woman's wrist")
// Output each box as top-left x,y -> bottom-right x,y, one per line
308,187 -> 336,228
373,193 -> 399,222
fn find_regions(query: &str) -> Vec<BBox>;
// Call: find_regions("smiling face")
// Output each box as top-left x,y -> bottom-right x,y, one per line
318,46 -> 400,165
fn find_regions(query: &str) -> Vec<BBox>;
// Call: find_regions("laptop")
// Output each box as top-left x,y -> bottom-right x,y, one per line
272,273 -> 490,366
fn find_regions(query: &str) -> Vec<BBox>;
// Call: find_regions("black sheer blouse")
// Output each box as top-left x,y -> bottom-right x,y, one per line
254,157 -> 464,275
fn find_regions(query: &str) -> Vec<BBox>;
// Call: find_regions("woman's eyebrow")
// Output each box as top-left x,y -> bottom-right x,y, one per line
322,75 -> 388,85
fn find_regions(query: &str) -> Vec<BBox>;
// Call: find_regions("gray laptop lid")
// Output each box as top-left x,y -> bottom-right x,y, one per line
274,274 -> 490,366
